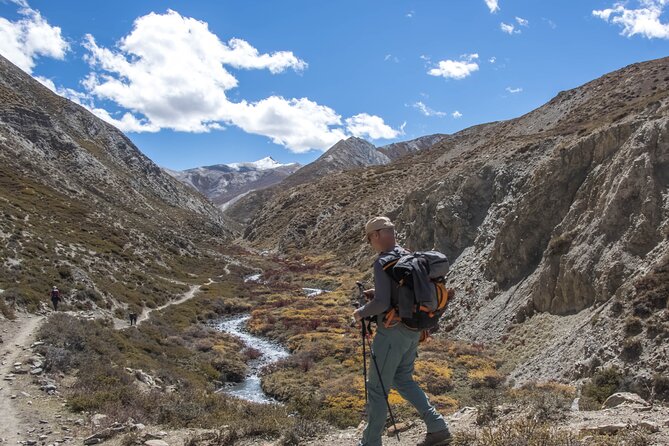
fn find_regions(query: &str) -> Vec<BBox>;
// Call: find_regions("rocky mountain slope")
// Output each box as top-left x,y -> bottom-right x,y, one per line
0,54 -> 232,314
281,136 -> 390,187
164,157 -> 300,210
228,56 -> 669,389
378,133 -> 447,159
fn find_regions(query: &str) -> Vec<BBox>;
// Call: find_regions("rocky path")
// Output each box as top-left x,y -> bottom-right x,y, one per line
113,278 -> 213,330
0,315 -> 44,444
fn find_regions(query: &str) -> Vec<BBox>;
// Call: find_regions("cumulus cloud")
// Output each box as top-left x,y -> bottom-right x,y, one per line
0,1 -> 69,73
593,0 -> 669,39
411,101 -> 446,117
384,53 -> 399,63
485,0 -> 500,13
506,86 -> 523,93
428,53 -> 479,80
75,9 -> 399,152
345,113 -> 403,140
515,16 -> 529,26
500,22 -> 520,34
452,110 -> 463,118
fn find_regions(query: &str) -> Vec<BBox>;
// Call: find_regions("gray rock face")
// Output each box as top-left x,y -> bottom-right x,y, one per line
378,134 -> 447,160
0,55 -> 226,227
282,136 -> 391,187
233,56 -> 669,383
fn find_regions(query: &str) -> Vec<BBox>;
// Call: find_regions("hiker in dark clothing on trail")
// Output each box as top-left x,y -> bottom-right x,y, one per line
50,286 -> 61,311
353,217 -> 452,446
129,311 -> 138,326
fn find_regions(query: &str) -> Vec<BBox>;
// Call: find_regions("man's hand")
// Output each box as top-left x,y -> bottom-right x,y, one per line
352,308 -> 363,323
363,288 -> 375,301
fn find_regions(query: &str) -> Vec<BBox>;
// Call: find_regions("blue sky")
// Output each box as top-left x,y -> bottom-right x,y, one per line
1,0 -> 668,170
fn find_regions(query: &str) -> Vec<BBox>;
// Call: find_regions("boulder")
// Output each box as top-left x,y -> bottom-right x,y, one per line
91,413 -> 108,427
386,421 -> 414,437
637,421 -> 660,433
602,392 -> 649,409
144,440 -> 169,446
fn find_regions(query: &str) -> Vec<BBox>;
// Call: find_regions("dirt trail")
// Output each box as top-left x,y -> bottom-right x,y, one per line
0,315 -> 44,444
114,278 -> 213,329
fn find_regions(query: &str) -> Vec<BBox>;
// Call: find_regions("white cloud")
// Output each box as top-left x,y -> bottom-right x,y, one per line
489,56 -> 497,64
0,1 -> 68,73
384,53 -> 399,63
500,22 -> 520,34
227,96 -> 348,152
406,10 -> 415,18
345,113 -> 403,140
452,110 -> 463,118
428,53 -> 479,80
506,86 -> 523,93
485,0 -> 500,13
74,9 -> 399,152
411,101 -> 446,117
593,0 -> 669,39
515,16 -> 529,26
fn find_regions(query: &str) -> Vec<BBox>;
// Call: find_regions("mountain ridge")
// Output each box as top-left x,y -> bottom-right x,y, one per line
165,156 -> 301,210
0,53 -> 232,313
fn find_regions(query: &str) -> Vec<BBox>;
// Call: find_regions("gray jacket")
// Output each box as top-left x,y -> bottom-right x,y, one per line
357,245 -> 410,319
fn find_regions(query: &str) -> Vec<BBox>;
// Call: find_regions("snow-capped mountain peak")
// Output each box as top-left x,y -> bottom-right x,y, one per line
163,156 -> 301,209
228,156 -> 294,171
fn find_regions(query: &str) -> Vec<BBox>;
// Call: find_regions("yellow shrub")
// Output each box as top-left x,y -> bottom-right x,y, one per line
468,367 -> 504,388
388,389 -> 406,405
427,394 -> 459,413
414,360 -> 454,394
456,354 -> 495,370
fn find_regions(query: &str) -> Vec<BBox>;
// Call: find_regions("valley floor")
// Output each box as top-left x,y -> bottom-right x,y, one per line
3,310 -> 669,446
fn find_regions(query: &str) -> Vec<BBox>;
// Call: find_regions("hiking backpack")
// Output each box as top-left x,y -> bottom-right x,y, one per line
379,250 -> 452,331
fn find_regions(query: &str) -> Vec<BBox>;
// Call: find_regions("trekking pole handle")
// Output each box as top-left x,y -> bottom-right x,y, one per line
350,281 -> 369,327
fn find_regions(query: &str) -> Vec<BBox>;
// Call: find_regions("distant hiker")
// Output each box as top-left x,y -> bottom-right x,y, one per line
129,311 -> 138,326
50,286 -> 61,311
354,217 -> 452,446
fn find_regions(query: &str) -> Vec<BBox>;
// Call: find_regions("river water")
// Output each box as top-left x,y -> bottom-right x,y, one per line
216,314 -> 289,404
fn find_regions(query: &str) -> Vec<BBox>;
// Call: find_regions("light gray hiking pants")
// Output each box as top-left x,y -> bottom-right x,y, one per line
359,321 -> 448,446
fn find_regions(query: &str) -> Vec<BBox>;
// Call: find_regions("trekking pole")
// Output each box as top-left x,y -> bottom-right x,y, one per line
353,282 -> 369,404
361,313 -> 368,403
355,283 -> 400,443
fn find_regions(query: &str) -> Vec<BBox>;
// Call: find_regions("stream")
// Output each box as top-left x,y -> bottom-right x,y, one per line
216,314 -> 289,404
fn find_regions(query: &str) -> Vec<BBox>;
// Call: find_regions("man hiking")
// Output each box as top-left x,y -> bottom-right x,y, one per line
129,310 -> 138,326
353,216 -> 452,446
50,286 -> 61,311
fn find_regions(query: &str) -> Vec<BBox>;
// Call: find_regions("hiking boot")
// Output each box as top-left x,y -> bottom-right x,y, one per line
416,428 -> 452,446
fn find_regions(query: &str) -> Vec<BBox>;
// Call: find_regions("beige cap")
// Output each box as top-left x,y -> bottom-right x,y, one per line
363,216 -> 395,240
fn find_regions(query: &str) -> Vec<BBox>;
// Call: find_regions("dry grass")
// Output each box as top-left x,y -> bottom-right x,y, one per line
452,418 -> 649,446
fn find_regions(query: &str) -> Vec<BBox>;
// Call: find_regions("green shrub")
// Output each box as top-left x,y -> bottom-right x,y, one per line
624,317 -> 643,337
580,367 -> 622,409
0,295 -> 16,319
620,338 -> 642,362
653,373 -> 669,402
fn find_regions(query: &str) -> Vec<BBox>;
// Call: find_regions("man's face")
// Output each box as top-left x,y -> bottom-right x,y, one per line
367,228 -> 394,252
